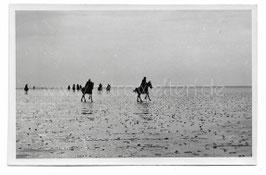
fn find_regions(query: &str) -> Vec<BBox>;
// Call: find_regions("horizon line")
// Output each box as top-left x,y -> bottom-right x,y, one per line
16,85 -> 252,89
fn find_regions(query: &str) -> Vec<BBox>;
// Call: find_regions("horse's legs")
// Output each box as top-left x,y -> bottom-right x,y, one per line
137,95 -> 140,102
81,94 -> 85,102
136,93 -> 140,102
147,93 -> 151,101
90,94 -> 93,103
138,94 -> 142,103
144,94 -> 147,99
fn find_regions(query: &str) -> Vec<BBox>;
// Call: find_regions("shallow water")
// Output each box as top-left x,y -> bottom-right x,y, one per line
16,87 -> 252,158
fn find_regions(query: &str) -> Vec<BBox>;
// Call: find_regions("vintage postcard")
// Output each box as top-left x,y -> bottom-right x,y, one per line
8,4 -> 257,165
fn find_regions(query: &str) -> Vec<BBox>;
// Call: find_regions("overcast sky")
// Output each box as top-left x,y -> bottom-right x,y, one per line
16,10 -> 252,87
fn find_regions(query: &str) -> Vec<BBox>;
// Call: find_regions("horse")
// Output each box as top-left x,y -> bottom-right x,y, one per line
24,84 -> 29,94
133,81 -> 153,102
72,84 -> 76,91
81,86 -> 93,102
98,84 -> 103,91
106,84 -> 111,92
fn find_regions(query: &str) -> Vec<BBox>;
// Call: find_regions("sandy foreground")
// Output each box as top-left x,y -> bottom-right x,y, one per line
16,87 -> 252,158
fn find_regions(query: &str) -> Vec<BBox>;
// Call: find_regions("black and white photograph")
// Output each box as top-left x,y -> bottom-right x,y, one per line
8,4 -> 257,165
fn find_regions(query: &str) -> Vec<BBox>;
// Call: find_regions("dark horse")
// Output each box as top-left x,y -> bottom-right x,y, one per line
81,80 -> 94,103
133,81 -> 153,102
106,84 -> 111,92
98,83 -> 103,91
81,87 -> 93,102
24,84 -> 29,94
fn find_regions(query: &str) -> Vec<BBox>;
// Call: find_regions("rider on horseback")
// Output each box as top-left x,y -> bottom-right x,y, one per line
85,79 -> 94,93
106,84 -> 111,92
98,83 -> 103,91
24,84 -> 29,94
133,77 -> 152,102
81,79 -> 94,102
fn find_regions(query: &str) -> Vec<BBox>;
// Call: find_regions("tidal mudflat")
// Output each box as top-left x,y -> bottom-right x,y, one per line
16,87 -> 252,158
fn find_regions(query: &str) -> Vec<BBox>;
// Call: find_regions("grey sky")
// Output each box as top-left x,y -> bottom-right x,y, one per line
16,10 -> 252,87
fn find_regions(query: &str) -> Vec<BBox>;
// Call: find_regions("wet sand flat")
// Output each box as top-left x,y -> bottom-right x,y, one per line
16,87 -> 252,158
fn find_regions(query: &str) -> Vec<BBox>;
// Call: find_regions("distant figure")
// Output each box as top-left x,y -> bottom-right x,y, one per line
106,84 -> 111,92
76,84 -> 80,91
67,85 -> 71,90
24,84 -> 29,94
33,86 -> 35,90
79,85 -> 82,90
98,83 -> 103,91
140,77 -> 147,93
81,79 -> 94,102
72,84 -> 76,91
134,80 -> 153,103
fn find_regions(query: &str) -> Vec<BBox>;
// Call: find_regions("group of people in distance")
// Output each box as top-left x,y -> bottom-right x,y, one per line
23,84 -> 35,94
80,79 -> 112,102
67,84 -> 82,91
81,76 -> 152,103
23,77 -> 152,103
67,82 -> 111,93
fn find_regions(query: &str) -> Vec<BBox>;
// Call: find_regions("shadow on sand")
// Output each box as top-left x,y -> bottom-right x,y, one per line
134,102 -> 153,121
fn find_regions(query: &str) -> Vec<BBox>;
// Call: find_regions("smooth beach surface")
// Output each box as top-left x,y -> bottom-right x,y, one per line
16,87 -> 252,158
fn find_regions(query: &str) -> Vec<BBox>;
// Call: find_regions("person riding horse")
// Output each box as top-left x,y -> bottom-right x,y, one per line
98,83 -> 103,91
133,77 -> 153,102
72,84 -> 76,91
24,84 -> 29,94
106,84 -> 111,92
81,79 -> 94,102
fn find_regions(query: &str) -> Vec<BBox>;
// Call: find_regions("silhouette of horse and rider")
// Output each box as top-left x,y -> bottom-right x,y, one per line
133,77 -> 153,103
24,84 -> 37,94
98,83 -> 103,91
106,84 -> 111,92
81,79 -> 94,102
80,77 -> 151,103
24,77 -> 152,103
67,84 -> 82,91
24,84 -> 29,94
